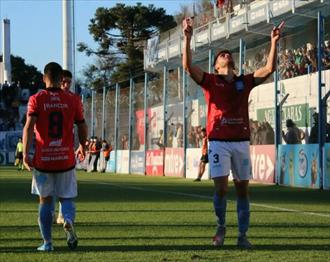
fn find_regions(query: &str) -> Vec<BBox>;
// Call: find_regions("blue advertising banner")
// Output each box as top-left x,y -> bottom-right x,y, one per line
277,144 -> 320,189
131,151 -> 144,175
106,151 -> 116,173
323,143 -> 330,190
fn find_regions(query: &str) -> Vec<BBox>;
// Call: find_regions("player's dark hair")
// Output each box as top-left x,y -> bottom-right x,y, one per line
201,128 -> 206,132
63,69 -> 72,79
213,50 -> 232,66
44,62 -> 63,84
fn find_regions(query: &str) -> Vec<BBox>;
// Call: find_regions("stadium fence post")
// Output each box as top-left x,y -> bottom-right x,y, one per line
182,67 -> 187,178
91,89 -> 95,138
101,84 -> 106,140
317,11 -> 325,189
114,83 -> 120,174
143,73 -> 148,175
128,78 -> 134,174
163,65 -> 168,149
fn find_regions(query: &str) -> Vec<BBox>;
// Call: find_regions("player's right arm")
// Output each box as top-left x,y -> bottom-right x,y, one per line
23,115 -> 37,171
182,17 -> 204,85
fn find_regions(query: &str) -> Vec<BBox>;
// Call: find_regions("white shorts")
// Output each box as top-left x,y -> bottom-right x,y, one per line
31,169 -> 77,198
209,141 -> 252,181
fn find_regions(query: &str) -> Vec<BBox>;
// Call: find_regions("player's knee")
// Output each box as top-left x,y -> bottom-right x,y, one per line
215,187 -> 228,197
40,196 -> 53,204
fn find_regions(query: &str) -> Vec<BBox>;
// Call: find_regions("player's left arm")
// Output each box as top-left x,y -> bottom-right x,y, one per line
75,97 -> 88,159
254,21 -> 284,86
23,115 -> 37,171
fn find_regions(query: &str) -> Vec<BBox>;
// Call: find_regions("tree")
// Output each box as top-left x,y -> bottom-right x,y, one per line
78,3 -> 177,89
0,55 -> 43,88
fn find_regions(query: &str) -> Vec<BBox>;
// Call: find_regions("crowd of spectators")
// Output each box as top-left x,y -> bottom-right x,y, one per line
0,80 -> 43,131
245,41 -> 330,80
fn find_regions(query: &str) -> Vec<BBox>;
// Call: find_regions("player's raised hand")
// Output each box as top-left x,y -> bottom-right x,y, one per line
23,154 -> 33,171
182,17 -> 194,38
271,21 -> 284,44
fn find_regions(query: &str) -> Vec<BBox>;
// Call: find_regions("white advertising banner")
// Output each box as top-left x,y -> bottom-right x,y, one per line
185,148 -> 209,180
116,150 -> 129,174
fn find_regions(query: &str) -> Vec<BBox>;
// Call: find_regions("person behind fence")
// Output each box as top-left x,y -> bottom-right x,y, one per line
15,137 -> 24,170
183,16 -> 284,248
282,119 -> 303,144
309,112 -> 330,144
194,128 -> 208,182
22,62 -> 88,252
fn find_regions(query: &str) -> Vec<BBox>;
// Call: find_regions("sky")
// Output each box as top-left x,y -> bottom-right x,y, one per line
0,0 -> 194,79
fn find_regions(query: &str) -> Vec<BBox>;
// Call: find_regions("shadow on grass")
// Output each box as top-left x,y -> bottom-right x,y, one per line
2,235 -> 330,242
1,223 -> 330,230
1,243 -> 330,253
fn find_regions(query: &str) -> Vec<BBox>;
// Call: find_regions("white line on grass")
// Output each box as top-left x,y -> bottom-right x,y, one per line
87,180 -> 330,218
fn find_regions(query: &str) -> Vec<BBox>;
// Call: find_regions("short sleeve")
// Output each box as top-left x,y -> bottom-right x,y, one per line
27,95 -> 38,117
199,72 -> 214,90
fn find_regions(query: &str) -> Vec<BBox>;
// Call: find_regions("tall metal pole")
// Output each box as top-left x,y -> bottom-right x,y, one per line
101,85 -> 106,140
2,19 -> 12,84
163,66 -> 168,147
208,49 -> 213,73
143,73 -> 148,175
91,90 -> 95,138
239,38 -> 246,75
114,83 -> 120,173
274,41 -> 281,185
182,68 -> 187,178
128,78 -> 134,174
317,11 -> 324,188
62,0 -> 74,91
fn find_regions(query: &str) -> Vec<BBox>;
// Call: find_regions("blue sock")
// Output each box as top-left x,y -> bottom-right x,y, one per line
38,201 -> 54,243
213,193 -> 227,227
60,198 -> 76,224
237,197 -> 250,237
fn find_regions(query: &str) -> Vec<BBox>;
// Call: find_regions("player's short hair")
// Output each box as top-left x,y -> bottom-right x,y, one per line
201,128 -> 206,132
44,62 -> 63,83
63,69 -> 72,79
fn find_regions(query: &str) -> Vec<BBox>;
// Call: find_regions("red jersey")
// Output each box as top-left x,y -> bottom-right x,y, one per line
200,73 -> 255,141
27,88 -> 85,172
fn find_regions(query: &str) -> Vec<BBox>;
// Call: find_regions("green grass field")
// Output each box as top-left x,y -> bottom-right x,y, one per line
0,167 -> 329,261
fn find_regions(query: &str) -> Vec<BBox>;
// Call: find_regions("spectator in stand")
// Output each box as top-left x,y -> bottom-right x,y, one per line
282,119 -> 303,144
308,113 -> 330,144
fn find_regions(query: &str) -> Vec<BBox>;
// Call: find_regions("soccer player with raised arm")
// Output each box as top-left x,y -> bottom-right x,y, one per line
182,17 -> 283,248
23,62 -> 88,251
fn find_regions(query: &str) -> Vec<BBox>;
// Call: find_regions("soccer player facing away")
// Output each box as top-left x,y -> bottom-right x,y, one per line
194,128 -> 208,181
182,17 -> 283,248
54,69 -> 74,225
23,62 -> 88,251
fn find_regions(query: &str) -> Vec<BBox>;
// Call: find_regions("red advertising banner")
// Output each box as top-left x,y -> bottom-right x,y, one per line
164,148 -> 184,177
146,149 -> 164,176
250,145 -> 275,183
